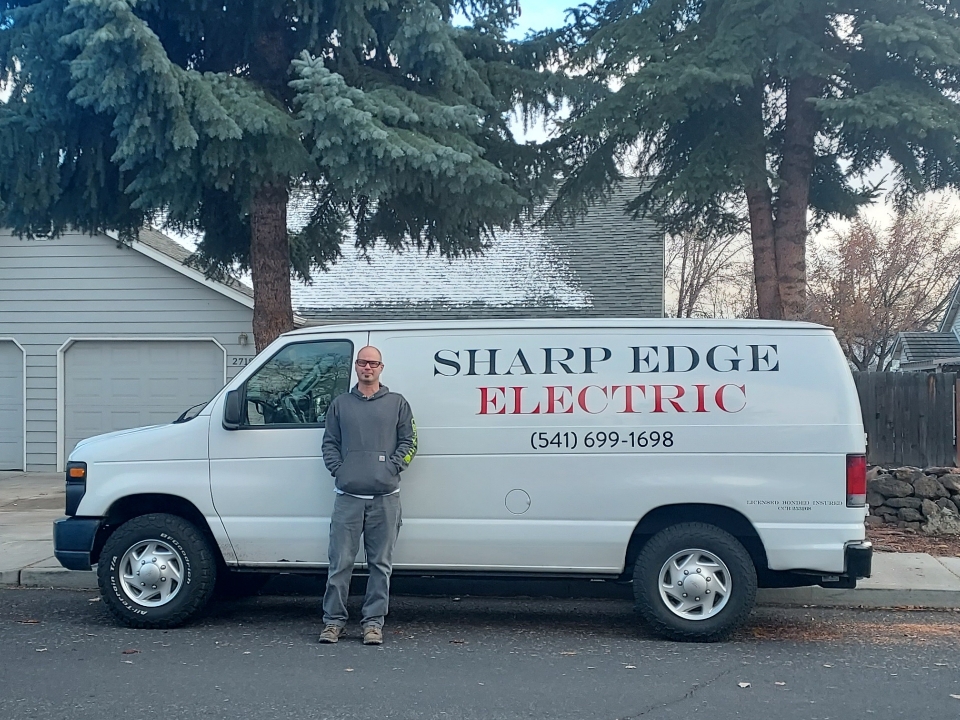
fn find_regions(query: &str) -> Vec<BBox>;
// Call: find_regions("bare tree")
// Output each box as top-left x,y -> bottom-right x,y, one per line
665,231 -> 752,318
807,199 -> 960,370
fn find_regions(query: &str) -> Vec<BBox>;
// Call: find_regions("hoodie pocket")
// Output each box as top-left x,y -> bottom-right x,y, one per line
336,451 -> 399,495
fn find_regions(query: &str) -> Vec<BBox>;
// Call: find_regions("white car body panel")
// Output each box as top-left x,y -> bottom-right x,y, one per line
72,417 -> 238,565
68,319 -> 866,578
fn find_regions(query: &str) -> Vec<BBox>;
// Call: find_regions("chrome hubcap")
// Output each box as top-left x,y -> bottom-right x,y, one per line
118,539 -> 184,608
658,548 -> 731,621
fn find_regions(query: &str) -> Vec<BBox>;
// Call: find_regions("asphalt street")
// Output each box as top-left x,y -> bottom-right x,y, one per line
2,587 -> 960,720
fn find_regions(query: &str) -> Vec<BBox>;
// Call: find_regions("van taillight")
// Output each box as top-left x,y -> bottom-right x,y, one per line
846,454 -> 867,507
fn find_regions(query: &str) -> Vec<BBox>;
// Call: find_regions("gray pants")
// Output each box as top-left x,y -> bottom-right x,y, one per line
322,492 -> 402,629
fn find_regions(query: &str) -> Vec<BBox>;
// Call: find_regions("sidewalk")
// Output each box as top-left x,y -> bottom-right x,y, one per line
0,471 -> 84,587
3,471 -> 960,606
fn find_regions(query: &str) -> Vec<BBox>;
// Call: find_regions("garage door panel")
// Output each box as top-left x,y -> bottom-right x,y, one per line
64,341 -> 224,460
147,378 -> 187,399
72,386 -> 104,403
70,413 -> 103,438
108,411 -> 146,428
114,379 -> 146,400
0,341 -> 24,470
145,411 -> 183,425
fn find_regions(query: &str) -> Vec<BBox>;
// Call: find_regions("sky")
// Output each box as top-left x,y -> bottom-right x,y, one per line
509,0 -> 572,37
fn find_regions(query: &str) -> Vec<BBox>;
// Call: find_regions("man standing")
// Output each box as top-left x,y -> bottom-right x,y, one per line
319,345 -> 417,645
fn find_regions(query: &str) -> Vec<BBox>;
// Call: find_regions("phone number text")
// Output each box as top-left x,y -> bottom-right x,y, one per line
530,430 -> 674,450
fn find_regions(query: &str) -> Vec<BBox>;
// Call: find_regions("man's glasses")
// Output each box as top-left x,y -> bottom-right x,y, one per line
355,359 -> 383,368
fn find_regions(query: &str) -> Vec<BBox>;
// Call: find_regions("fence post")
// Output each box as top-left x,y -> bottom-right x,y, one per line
956,377 -> 960,469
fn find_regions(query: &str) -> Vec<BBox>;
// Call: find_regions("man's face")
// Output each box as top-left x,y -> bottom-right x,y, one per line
355,348 -> 384,384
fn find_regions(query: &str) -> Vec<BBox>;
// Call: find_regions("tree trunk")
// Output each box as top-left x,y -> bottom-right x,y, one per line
247,22 -> 295,352
745,183 -> 781,319
250,183 -> 293,351
677,239 -> 689,317
773,74 -> 820,321
741,84 -> 781,319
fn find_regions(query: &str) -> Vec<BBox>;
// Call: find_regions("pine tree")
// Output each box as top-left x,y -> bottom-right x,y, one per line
0,0 -> 547,348
537,0 -> 960,320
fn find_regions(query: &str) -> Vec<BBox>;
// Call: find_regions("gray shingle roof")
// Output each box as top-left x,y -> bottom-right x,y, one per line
136,228 -> 254,299
291,179 -> 664,322
897,331 -> 960,365
939,278 -> 960,333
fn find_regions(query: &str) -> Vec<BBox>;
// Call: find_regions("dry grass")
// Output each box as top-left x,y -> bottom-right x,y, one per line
867,525 -> 960,556
745,615 -> 960,644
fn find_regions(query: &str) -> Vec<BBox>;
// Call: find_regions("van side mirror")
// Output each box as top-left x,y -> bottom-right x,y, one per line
223,389 -> 243,430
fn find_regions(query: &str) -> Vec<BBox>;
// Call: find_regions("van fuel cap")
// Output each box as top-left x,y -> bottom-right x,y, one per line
505,489 -> 531,515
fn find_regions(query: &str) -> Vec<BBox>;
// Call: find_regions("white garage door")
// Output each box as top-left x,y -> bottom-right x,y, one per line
0,340 -> 24,470
64,340 -> 225,459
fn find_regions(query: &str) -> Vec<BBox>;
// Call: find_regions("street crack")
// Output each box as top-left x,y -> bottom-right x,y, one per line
617,668 -> 733,719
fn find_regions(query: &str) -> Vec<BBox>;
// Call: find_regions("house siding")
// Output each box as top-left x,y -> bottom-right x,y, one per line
0,231 -> 255,471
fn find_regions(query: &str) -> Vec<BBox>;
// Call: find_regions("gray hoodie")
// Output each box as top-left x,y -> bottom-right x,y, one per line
321,384 -> 417,496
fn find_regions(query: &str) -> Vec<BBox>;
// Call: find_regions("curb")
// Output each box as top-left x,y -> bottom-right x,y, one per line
0,569 -> 22,586
17,568 -> 98,591
757,587 -> 960,609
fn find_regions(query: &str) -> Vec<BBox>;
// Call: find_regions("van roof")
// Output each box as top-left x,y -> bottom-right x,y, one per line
284,318 -> 832,337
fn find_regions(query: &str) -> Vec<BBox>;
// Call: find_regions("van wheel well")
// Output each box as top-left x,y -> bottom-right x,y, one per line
622,504 -> 768,581
93,494 -> 223,567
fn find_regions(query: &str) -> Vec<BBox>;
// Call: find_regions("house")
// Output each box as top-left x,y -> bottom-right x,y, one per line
0,229 -> 256,472
1,184 -> 664,472
893,279 -> 960,371
291,180 -> 664,322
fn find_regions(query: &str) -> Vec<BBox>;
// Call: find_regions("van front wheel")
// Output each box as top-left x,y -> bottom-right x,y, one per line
97,513 -> 217,629
633,523 -> 757,642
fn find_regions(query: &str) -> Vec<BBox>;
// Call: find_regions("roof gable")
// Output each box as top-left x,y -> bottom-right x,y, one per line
107,229 -> 254,309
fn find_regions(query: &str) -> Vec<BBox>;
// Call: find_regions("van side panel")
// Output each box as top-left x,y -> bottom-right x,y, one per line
371,327 -> 865,575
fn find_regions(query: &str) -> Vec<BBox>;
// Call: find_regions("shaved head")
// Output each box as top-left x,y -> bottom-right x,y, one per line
354,345 -> 384,395
357,346 -> 382,361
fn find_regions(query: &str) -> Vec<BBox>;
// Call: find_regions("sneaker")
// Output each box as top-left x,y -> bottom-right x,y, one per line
318,625 -> 345,643
362,626 -> 383,645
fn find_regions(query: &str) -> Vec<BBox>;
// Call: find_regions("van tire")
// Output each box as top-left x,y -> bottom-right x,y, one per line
97,513 -> 217,629
633,523 -> 756,642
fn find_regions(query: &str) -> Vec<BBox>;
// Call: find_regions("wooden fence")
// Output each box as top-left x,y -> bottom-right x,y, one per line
853,372 -> 958,468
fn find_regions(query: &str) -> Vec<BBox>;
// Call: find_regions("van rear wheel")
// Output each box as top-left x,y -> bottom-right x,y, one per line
97,513 -> 217,629
633,523 -> 756,642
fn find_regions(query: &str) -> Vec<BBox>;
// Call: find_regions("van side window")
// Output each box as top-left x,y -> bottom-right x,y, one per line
243,340 -> 353,427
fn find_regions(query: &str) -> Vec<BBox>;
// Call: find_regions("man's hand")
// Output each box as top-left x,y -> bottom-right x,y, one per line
390,400 -> 417,472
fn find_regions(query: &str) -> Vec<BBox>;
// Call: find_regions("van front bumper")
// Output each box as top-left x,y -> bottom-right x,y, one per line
53,517 -> 102,571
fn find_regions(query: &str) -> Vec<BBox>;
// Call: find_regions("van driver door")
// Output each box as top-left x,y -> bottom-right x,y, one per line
208,334 -> 367,567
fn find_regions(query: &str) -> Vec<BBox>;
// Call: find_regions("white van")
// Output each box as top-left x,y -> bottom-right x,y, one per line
54,319 -> 871,641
